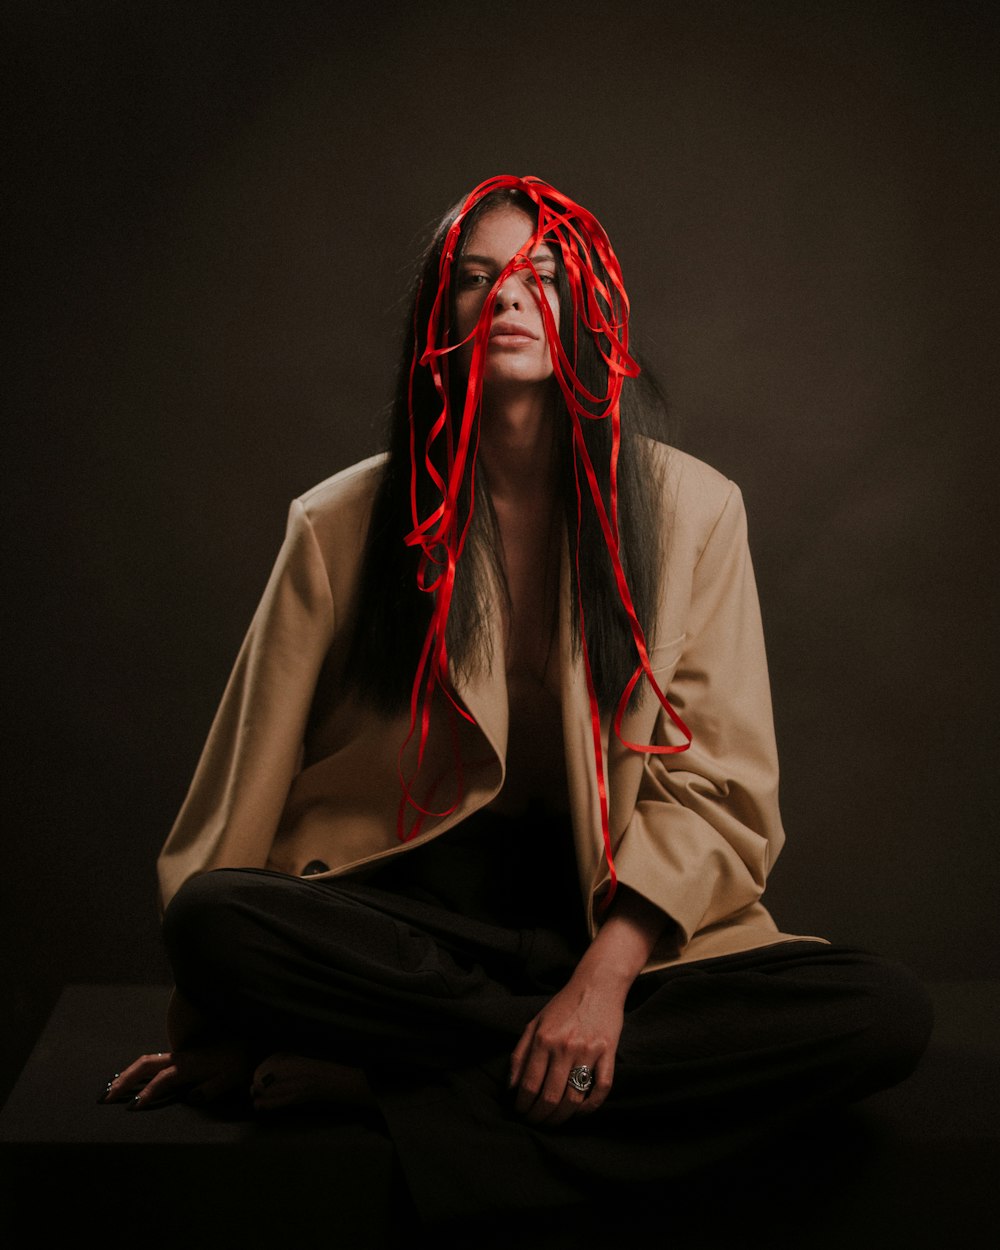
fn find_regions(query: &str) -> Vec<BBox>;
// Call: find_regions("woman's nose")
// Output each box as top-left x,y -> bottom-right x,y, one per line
494,274 -> 524,311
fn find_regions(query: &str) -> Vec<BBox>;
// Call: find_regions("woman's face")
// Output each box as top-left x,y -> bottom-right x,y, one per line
452,205 -> 561,391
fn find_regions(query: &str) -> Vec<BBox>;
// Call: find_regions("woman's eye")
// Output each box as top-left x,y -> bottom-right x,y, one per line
460,272 -> 490,288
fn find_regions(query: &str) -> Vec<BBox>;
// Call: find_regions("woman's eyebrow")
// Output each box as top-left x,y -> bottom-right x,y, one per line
458,247 -> 557,267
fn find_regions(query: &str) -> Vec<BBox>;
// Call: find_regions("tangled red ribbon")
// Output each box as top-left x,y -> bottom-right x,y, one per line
398,175 -> 692,910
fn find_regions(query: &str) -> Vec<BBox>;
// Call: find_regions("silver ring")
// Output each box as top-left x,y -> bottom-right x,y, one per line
567,1064 -> 594,1095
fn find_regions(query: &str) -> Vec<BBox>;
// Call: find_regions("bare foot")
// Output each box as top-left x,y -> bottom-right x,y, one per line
250,1052 -> 375,1113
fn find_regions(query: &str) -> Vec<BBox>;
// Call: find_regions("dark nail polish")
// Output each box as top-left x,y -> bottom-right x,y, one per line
260,1072 -> 276,1088
129,1095 -> 142,1110
96,1080 -> 114,1104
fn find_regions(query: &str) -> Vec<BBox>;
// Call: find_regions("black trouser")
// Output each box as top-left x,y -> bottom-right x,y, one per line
162,812 -> 933,1222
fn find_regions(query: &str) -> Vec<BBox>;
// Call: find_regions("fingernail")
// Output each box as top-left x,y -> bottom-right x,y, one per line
260,1072 -> 276,1088
97,1074 -> 120,1104
132,1093 -> 177,1111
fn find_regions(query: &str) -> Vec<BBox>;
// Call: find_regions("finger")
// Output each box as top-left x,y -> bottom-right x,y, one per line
101,1053 -> 172,1103
513,1041 -> 554,1117
509,1018 -> 538,1089
543,1058 -> 604,1125
543,1083 -> 588,1127
523,1049 -> 574,1125
576,1052 -> 614,1114
130,1062 -> 183,1109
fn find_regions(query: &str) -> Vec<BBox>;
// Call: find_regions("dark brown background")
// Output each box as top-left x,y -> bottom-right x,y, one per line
4,0 -> 997,1101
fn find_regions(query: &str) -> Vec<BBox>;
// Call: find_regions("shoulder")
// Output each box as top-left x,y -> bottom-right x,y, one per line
644,441 -> 744,545
290,453 -> 387,548
295,452 -> 387,519
660,445 -> 736,501
261,455 -> 386,599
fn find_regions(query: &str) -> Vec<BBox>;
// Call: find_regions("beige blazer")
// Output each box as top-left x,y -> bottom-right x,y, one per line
158,445 -> 824,972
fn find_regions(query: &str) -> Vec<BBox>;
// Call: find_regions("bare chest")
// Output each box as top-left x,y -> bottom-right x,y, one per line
489,504 -> 568,813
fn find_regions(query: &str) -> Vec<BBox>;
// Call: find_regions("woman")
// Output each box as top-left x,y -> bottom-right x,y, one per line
101,176 -> 932,1221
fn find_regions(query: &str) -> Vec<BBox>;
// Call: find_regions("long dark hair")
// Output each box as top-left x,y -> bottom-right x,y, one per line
344,181 -> 673,715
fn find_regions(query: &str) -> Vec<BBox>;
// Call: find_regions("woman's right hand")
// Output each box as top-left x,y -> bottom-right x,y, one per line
99,1041 -> 255,1109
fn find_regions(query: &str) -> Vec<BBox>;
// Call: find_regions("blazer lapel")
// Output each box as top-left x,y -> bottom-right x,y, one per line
453,646 -> 508,767
447,575 -> 510,801
558,534 -> 606,891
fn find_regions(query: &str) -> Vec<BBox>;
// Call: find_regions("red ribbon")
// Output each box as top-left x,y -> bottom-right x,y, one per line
397,176 -> 692,909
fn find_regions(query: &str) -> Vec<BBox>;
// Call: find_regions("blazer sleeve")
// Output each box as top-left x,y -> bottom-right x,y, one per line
611,481 -> 785,947
157,499 -> 335,911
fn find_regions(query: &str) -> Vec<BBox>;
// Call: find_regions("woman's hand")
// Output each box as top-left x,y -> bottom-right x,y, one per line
99,1041 -> 254,1109
510,967 -> 627,1126
510,885 -> 671,1128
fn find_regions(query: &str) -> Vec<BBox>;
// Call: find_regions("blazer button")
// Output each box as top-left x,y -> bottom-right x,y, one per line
301,860 -> 330,877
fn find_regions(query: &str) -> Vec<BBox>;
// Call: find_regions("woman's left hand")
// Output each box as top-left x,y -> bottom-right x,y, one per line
100,1042 -> 254,1109
509,969 -> 626,1126
510,885 -> 669,1128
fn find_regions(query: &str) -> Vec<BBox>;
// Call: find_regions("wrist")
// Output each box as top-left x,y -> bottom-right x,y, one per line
571,946 -> 635,1001
574,887 -> 667,995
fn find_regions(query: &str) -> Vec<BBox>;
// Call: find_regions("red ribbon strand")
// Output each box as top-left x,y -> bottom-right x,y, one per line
397,175 -> 692,907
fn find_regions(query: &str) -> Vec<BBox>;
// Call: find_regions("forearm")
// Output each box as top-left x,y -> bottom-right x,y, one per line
509,885 -> 671,1122
572,885 -> 672,999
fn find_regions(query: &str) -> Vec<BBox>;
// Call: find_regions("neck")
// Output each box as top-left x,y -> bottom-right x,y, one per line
478,385 -> 558,502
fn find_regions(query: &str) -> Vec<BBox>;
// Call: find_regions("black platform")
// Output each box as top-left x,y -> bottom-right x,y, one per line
2,982 -> 998,1248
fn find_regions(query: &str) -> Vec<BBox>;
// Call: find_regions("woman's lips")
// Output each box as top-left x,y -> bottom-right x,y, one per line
489,322 -> 539,345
